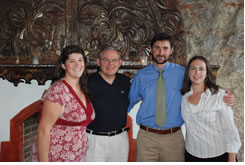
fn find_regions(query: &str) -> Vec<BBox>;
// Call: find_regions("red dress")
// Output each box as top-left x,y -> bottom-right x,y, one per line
32,80 -> 95,162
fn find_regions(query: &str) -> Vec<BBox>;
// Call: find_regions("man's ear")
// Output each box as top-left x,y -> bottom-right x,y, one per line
119,58 -> 122,67
170,47 -> 174,56
96,58 -> 100,66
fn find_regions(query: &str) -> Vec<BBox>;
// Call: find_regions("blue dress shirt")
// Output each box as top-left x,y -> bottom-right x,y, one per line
128,63 -> 185,129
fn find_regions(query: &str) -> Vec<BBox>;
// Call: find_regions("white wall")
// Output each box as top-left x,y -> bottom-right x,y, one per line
0,78 -> 52,142
128,102 -> 140,139
0,78 -> 140,143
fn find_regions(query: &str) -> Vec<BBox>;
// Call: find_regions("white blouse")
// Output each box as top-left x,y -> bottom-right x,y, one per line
181,88 -> 241,158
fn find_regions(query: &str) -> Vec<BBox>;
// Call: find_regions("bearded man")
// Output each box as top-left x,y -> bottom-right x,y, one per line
128,32 -> 235,162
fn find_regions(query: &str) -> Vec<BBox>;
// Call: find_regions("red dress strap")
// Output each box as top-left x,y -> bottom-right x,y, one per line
61,80 -> 94,125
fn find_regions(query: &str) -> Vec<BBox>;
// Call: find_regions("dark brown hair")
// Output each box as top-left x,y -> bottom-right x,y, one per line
181,56 -> 219,95
150,32 -> 173,48
53,45 -> 90,99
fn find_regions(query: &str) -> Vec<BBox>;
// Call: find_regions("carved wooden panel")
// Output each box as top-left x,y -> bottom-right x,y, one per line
0,0 -> 66,64
0,0 -> 187,86
76,0 -> 186,63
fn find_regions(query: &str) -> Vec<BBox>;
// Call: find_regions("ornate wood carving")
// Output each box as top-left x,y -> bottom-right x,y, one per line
0,0 -> 66,64
77,0 -> 186,63
0,63 -> 146,86
0,64 -> 56,86
0,0 -> 187,86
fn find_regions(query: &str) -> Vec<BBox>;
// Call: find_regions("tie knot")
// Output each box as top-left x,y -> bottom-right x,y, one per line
158,70 -> 163,74
158,70 -> 164,79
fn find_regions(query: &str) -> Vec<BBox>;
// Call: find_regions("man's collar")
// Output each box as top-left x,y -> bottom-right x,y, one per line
152,62 -> 170,72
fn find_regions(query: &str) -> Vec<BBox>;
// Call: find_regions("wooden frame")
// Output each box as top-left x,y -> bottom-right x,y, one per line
0,100 -> 137,162
0,100 -> 42,162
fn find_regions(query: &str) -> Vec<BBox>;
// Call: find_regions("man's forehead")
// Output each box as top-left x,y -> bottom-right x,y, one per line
102,50 -> 119,57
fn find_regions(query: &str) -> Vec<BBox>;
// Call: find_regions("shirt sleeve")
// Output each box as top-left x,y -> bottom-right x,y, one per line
128,73 -> 142,112
42,82 -> 65,108
219,91 -> 241,153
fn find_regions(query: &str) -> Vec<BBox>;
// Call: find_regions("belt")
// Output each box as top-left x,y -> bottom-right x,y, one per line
86,127 -> 130,136
140,125 -> 180,135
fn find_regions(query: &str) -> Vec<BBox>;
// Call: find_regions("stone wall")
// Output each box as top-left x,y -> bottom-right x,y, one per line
179,0 -> 244,161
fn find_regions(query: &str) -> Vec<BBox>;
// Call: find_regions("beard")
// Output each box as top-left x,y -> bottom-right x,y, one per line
152,54 -> 170,64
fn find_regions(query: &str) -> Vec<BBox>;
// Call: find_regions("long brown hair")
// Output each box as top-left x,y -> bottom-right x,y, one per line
53,45 -> 90,100
181,56 -> 219,95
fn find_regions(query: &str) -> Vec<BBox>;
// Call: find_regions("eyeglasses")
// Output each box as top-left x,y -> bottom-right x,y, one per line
101,58 -> 120,64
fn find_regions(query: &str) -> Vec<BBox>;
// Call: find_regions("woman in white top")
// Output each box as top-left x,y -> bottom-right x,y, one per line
181,56 -> 241,162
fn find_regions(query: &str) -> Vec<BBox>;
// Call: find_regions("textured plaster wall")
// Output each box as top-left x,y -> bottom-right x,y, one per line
179,0 -> 244,161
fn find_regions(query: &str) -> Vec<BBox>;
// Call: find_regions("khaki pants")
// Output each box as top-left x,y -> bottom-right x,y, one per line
136,128 -> 185,162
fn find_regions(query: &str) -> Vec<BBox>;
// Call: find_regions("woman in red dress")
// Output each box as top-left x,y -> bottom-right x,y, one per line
32,45 -> 95,161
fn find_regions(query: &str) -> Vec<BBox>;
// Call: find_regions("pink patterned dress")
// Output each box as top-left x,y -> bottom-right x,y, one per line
32,80 -> 95,162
